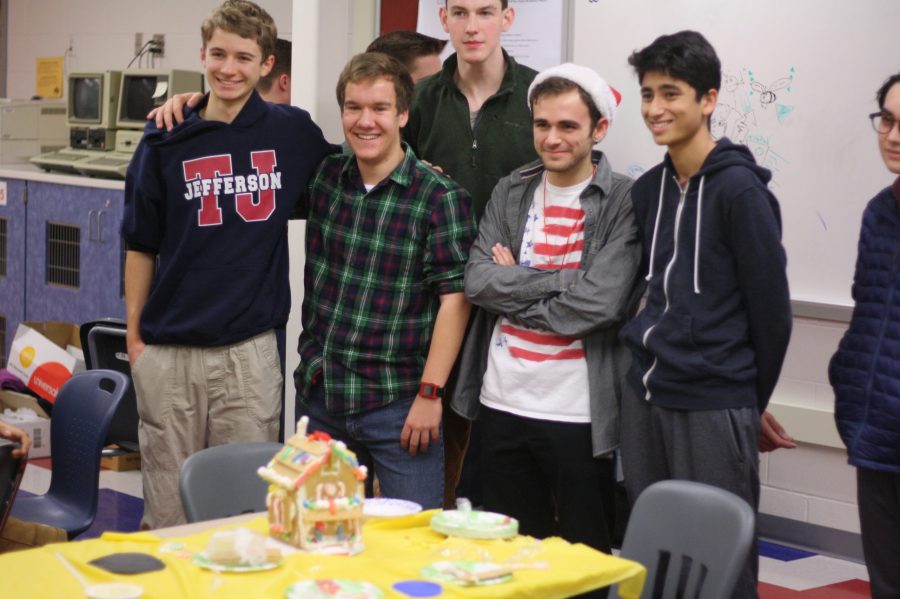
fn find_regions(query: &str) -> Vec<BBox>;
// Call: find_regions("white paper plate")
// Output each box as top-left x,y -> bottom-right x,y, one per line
285,579 -> 383,599
421,561 -> 513,586
429,510 -> 518,539
85,583 -> 144,599
363,498 -> 423,518
193,553 -> 281,573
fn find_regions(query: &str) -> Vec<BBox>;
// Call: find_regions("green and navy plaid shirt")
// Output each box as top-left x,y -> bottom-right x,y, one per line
295,144 -> 476,415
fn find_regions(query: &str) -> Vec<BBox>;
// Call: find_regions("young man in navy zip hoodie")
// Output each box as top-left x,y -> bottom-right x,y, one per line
618,31 -> 791,598
122,0 -> 333,529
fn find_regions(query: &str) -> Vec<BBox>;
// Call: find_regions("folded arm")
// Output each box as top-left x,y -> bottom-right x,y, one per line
510,191 -> 642,337
465,184 -> 576,315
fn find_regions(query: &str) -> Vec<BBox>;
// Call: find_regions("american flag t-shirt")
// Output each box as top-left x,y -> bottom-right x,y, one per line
480,173 -> 592,422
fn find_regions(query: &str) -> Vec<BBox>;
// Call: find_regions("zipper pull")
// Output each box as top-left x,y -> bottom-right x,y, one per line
471,138 -> 477,167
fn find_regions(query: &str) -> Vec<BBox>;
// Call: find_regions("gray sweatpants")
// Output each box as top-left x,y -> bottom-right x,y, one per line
621,394 -> 761,599
131,330 -> 282,529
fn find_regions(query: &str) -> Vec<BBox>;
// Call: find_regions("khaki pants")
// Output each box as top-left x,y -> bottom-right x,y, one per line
132,330 -> 282,529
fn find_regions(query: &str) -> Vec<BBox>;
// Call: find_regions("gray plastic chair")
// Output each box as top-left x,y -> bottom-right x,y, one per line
619,480 -> 756,599
179,442 -> 283,523
80,318 -> 140,452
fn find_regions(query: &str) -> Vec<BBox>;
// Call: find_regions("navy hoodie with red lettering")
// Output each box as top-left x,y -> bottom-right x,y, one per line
121,91 -> 334,347
619,138 -> 792,412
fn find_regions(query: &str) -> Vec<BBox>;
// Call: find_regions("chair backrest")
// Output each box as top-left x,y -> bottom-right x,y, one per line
0,440 -> 26,535
179,442 -> 283,523
46,370 -> 130,510
80,319 -> 139,451
619,480 -> 756,599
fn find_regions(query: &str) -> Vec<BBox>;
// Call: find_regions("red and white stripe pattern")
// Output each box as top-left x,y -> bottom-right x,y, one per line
480,177 -> 592,421
500,323 -> 585,362
529,205 -> 585,271
509,179 -> 587,361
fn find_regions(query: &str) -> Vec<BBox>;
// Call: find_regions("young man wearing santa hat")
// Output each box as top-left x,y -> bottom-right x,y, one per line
454,63 -> 641,555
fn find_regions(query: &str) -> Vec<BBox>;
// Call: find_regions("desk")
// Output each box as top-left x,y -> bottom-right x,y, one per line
2,511 -> 646,598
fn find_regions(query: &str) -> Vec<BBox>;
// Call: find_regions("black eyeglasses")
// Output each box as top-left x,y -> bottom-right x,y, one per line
870,111 -> 899,134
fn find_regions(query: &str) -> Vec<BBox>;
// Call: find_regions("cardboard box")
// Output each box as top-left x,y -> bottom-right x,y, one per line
0,389 -> 51,458
6,321 -> 84,403
100,447 -> 141,471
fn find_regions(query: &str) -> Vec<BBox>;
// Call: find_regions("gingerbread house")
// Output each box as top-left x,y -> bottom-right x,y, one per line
257,417 -> 367,554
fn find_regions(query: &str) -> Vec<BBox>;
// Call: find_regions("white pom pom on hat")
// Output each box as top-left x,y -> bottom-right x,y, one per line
528,62 -> 622,124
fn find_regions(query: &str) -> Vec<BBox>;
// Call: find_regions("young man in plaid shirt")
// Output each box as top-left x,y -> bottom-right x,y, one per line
293,52 -> 477,508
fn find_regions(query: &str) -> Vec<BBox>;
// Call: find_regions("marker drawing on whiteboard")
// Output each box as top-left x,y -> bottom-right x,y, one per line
749,74 -> 793,109
714,66 -> 796,187
816,211 -> 828,231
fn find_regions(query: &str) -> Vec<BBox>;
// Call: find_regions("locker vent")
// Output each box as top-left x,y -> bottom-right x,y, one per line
46,222 -> 80,289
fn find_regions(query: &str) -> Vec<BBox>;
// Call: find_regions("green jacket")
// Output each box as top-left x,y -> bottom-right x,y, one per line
403,51 -> 538,221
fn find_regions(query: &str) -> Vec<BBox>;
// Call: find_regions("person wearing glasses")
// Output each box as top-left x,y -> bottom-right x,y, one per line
829,72 -> 900,599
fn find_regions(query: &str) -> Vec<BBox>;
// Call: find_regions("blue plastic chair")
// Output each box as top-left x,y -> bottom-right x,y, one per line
180,442 -> 283,523
11,370 -> 130,539
618,480 -> 756,599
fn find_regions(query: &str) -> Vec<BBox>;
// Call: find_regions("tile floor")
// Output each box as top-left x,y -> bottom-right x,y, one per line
17,458 -> 872,598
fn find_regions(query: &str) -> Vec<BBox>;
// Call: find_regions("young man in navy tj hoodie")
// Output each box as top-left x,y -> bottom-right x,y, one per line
121,0 -> 333,529
618,31 -> 792,598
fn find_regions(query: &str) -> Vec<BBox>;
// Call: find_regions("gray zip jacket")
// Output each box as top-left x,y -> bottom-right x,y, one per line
452,152 -> 642,456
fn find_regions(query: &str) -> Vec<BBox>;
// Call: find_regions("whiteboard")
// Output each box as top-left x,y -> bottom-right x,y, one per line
571,0 -> 900,306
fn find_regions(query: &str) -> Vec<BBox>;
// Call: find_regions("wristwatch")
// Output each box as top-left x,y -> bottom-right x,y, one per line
418,381 -> 444,400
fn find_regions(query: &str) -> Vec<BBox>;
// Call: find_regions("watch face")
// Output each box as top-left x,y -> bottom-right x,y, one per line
419,382 -> 442,399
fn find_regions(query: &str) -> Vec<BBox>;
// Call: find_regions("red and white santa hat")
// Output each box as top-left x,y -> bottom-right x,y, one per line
528,62 -> 622,124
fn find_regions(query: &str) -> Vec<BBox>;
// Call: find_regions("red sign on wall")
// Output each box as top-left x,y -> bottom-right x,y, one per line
380,0 -> 419,34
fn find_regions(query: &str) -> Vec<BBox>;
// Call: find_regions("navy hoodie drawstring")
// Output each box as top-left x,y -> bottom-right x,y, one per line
645,167 -> 705,294
693,176 -> 705,294
645,168 -> 666,282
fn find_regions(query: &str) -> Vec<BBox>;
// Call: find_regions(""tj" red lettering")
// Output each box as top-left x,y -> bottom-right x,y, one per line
182,151 -> 279,226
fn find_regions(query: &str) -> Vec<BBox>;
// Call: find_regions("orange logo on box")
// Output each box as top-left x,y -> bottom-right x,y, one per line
28,362 -> 72,404
18,346 -> 36,369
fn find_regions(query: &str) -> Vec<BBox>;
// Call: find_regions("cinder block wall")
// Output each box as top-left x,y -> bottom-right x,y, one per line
763,312 -> 862,557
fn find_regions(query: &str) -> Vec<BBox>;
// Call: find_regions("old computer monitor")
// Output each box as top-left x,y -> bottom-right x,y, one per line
75,69 -> 203,179
66,70 -> 121,150
115,69 -> 203,153
117,69 -> 204,129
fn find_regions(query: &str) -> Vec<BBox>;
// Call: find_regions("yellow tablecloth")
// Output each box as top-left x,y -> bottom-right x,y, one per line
2,511 -> 645,598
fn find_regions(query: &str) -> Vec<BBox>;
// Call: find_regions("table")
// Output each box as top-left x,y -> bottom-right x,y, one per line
2,510 -> 646,598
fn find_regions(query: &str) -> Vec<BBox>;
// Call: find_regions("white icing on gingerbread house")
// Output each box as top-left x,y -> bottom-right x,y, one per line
257,416 -> 367,554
